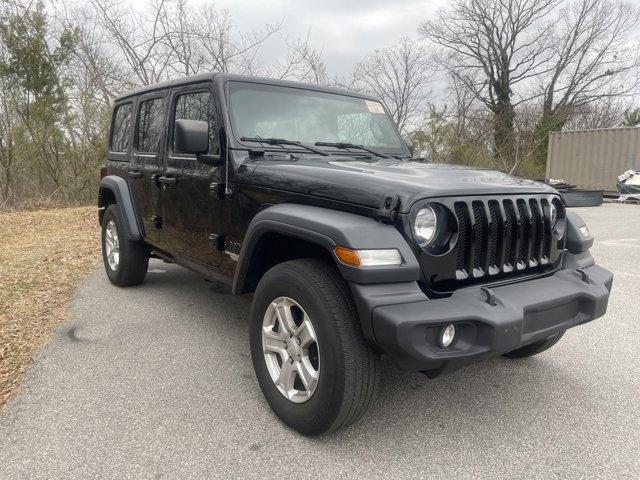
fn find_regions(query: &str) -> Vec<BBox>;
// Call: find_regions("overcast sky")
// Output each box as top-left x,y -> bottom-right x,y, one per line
198,0 -> 448,76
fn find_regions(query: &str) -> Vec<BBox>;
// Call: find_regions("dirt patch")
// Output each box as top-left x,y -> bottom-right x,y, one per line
0,206 -> 100,409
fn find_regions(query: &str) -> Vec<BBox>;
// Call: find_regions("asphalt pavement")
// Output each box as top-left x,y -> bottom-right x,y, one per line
1,203 -> 639,479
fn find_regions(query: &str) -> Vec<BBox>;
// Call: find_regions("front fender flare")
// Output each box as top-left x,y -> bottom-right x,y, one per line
232,204 -> 421,295
565,210 -> 594,253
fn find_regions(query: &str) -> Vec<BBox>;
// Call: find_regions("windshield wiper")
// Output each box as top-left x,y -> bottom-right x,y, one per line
314,141 -> 391,159
241,137 -> 330,156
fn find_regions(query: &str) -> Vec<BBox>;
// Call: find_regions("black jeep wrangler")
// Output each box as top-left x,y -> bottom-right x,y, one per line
99,73 -> 613,435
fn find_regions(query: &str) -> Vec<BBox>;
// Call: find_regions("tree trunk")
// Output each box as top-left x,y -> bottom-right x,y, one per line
492,96 -> 515,171
533,107 -> 567,174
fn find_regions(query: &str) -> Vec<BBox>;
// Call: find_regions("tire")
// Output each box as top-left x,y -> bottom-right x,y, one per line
503,331 -> 565,359
249,259 -> 380,435
101,204 -> 149,287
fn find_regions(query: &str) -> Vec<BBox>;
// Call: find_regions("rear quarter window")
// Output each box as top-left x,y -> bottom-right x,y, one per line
137,97 -> 165,153
110,103 -> 133,152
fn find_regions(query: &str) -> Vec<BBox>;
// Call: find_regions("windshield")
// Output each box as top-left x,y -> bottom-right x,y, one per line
226,81 -> 406,155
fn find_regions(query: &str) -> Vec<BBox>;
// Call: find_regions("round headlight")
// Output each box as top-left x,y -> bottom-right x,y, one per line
414,205 -> 438,249
549,201 -> 558,227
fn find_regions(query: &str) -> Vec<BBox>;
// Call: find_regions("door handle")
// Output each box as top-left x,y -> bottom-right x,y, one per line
128,170 -> 142,179
158,176 -> 177,185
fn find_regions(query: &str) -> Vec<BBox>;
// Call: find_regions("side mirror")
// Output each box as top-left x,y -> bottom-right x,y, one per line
174,119 -> 223,167
402,135 -> 415,157
175,119 -> 208,154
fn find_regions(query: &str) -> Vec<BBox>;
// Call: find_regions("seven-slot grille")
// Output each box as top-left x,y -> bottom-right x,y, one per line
453,197 -> 552,280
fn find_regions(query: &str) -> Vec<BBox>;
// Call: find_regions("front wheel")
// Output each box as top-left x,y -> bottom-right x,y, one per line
101,204 -> 149,287
503,331 -> 565,359
250,259 -> 380,435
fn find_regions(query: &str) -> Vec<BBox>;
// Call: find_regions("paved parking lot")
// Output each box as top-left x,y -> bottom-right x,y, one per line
0,203 -> 638,479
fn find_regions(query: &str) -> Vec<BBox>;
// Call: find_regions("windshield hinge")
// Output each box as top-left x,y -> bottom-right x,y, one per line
377,193 -> 400,223
209,181 -> 233,199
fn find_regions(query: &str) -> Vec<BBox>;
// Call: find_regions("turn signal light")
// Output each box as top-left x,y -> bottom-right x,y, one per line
334,247 -> 402,267
334,246 -> 361,266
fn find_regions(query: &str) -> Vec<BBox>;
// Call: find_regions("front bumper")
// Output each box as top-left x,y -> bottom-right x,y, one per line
352,264 -> 613,373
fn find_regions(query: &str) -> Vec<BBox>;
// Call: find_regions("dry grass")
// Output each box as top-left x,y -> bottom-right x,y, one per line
0,206 -> 100,409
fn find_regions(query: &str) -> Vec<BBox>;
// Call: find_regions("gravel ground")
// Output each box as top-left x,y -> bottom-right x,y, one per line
0,203 -> 638,479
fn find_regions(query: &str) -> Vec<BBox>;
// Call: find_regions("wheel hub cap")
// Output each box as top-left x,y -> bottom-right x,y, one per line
104,220 -> 120,271
261,297 -> 320,403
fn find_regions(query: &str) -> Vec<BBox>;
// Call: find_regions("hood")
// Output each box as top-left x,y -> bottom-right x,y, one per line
244,155 -> 557,213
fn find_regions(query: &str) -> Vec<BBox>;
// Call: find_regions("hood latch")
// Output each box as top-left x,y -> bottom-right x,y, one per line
377,193 -> 400,223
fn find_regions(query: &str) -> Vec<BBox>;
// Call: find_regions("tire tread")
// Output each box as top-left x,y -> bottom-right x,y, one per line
251,258 -> 380,434
102,204 -> 148,287
284,259 -> 380,433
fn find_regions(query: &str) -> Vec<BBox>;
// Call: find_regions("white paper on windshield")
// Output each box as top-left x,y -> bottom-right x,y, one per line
365,100 -> 385,114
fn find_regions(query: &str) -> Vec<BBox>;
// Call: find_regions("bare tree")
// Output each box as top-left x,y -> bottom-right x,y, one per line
447,73 -> 480,143
87,0 -> 325,87
157,0 -> 201,77
70,7 -> 136,102
351,37 -> 434,133
420,0 -> 560,163
271,31 -> 328,85
563,97 -> 627,129
0,73 -> 18,206
184,3 -> 282,76
539,0 -> 640,130
89,0 -> 171,86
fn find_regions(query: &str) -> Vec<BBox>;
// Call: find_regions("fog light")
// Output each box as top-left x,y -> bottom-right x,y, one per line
439,324 -> 456,348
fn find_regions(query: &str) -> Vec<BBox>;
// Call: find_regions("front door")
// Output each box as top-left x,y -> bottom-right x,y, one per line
129,94 -> 166,244
161,84 -> 222,267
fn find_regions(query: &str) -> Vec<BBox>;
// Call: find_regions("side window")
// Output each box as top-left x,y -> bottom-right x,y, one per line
173,91 -> 219,154
110,103 -> 133,152
137,97 -> 164,153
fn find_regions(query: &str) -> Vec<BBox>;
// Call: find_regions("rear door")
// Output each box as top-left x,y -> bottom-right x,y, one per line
160,83 -> 222,267
107,101 -> 134,184
129,94 -> 167,244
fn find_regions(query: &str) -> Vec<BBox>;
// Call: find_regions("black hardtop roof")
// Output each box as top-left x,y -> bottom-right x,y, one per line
114,73 -> 380,102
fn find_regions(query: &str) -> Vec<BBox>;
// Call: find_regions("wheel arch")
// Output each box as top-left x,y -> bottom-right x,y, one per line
99,175 -> 142,241
565,210 -> 594,253
232,204 -> 420,295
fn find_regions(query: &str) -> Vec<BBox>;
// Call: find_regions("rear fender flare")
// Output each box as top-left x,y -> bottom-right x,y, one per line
99,175 -> 142,241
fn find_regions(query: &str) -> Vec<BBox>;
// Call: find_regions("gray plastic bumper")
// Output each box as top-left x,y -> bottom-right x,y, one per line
360,264 -> 613,373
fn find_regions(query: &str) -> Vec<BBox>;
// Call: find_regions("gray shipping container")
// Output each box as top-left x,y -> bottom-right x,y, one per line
546,127 -> 640,193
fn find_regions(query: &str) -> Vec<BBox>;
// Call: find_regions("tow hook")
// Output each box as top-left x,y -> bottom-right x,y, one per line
576,269 -> 591,284
481,287 -> 497,306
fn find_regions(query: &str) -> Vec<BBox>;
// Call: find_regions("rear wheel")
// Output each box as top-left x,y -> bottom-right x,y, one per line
503,331 -> 565,359
101,204 -> 149,287
250,259 -> 380,435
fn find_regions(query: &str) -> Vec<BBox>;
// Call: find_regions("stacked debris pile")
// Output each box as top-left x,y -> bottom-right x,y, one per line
617,170 -> 640,203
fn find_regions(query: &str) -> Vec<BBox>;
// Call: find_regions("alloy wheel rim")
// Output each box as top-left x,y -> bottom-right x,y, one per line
104,220 -> 120,271
261,296 -> 320,403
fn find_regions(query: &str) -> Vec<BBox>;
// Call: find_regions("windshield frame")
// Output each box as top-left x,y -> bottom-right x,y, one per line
223,80 -> 410,158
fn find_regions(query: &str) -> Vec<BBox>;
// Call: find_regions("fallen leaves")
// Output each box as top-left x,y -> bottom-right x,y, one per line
0,206 -> 100,409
